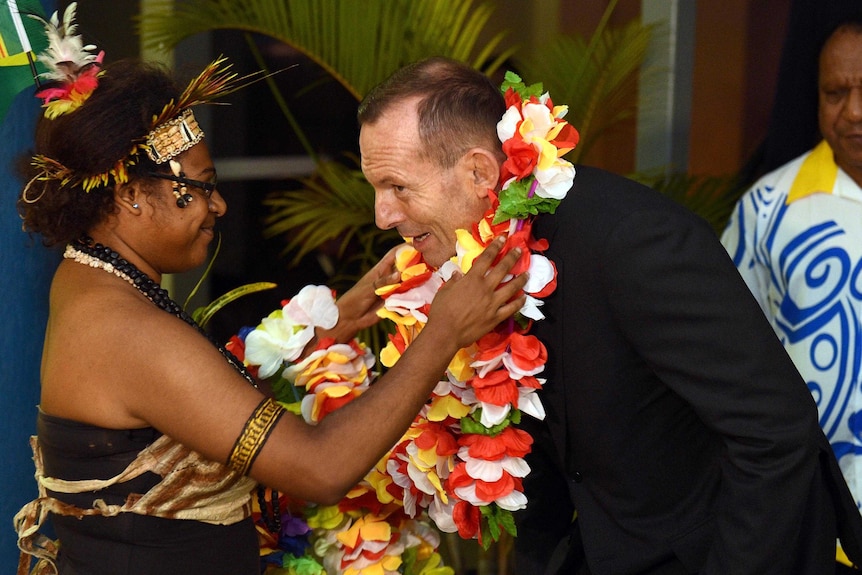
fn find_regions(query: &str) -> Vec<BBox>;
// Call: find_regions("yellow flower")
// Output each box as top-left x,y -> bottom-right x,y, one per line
365,469 -> 397,504
306,505 -> 344,530
447,347 -> 476,381
338,515 -> 392,547
454,229 -> 484,273
426,395 -> 471,422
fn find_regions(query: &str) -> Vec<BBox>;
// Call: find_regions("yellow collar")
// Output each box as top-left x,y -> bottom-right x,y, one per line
786,140 -> 838,204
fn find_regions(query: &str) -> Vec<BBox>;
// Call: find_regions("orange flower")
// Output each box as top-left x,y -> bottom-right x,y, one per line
470,370 -> 519,407
475,472 -> 517,503
459,426 -> 533,460
508,333 -> 548,374
452,500 -> 481,540
414,422 -> 459,456
305,386 -> 362,421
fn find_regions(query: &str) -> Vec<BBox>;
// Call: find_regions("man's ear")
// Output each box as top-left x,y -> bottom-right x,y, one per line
115,180 -> 143,214
462,148 -> 501,199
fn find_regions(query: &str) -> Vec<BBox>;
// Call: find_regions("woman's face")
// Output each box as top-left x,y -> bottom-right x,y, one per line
143,142 -> 226,274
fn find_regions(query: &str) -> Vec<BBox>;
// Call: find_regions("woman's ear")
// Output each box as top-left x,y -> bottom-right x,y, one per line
115,181 -> 143,214
462,148 -> 502,199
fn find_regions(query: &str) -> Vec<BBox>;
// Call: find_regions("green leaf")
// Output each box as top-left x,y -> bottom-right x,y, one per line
512,2 -> 655,164
191,282 -> 277,329
493,181 -> 561,224
460,408 -> 521,436
500,71 -> 543,100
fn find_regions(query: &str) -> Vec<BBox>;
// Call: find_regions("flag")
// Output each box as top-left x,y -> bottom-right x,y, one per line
0,0 -> 48,124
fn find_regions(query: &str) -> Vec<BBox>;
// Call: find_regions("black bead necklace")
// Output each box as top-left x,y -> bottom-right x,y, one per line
66,238 -> 259,390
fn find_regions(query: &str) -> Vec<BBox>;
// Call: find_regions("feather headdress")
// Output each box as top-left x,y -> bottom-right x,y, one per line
30,2 -> 103,118
23,2 -> 273,198
26,55 -> 269,194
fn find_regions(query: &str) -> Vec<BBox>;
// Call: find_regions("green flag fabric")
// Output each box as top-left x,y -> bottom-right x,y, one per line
0,0 -> 48,124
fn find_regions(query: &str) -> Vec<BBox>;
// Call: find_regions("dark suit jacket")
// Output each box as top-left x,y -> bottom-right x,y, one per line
514,166 -> 862,575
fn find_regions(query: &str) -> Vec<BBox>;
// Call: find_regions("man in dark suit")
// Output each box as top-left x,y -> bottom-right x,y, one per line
357,56 -> 862,574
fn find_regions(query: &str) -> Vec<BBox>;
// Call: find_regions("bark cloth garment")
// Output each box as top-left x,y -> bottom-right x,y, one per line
14,411 -> 259,575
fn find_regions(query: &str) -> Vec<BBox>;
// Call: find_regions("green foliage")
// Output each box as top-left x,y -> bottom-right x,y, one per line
514,12 -> 654,164
461,408 -> 521,436
500,71 -> 544,100
191,281 -> 277,329
479,505 -> 517,550
493,180 -> 561,224
261,156 -> 396,266
139,0 -> 514,101
631,171 -> 746,234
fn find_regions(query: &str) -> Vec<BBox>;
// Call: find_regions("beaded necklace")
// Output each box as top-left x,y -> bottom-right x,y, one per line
64,239 -> 259,390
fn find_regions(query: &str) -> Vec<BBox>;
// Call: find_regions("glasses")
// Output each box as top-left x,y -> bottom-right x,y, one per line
146,171 -> 218,198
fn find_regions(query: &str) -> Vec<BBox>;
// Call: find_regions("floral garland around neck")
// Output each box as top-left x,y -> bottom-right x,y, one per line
227,72 -> 578,575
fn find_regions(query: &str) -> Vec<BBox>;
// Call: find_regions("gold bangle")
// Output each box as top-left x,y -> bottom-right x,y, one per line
227,397 -> 285,475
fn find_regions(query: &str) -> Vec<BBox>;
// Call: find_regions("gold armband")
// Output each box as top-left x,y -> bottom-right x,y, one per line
227,397 -> 286,475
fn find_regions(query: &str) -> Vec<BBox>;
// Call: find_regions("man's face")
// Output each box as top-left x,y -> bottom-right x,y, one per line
360,97 -> 489,268
819,28 -> 862,184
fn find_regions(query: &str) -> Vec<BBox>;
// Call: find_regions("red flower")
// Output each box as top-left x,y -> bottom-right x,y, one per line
475,472 -> 516,502
315,389 -> 361,420
508,333 -> 548,373
474,332 -> 510,360
459,426 -> 533,459
471,369 -> 519,406
550,122 -> 580,153
503,88 -> 523,110
415,422 -> 459,456
453,500 -> 481,540
225,335 -> 246,361
501,136 -> 538,182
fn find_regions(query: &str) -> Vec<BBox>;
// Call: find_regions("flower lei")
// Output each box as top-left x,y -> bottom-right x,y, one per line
228,72 -> 578,575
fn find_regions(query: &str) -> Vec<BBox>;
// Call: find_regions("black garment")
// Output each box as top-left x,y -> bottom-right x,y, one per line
513,166 -> 862,575
37,411 -> 259,575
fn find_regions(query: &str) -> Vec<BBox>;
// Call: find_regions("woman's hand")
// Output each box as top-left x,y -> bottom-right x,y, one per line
320,244 -> 402,343
424,237 -> 527,351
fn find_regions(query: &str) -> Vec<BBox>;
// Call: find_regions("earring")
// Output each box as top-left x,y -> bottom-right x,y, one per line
132,203 -> 139,209
169,159 -> 193,208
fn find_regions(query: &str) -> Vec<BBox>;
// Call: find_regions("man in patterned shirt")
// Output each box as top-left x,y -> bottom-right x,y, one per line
722,16 -> 862,572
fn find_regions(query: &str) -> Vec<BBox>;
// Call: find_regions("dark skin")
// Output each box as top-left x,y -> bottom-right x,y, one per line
819,25 -> 862,187
39,141 -> 527,504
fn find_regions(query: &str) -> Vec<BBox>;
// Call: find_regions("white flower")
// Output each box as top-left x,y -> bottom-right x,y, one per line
479,402 -> 511,427
243,285 -> 339,379
382,274 -> 444,323
520,101 -> 556,141
518,386 -> 547,420
496,105 -> 523,143
520,294 -> 545,321
243,316 -> 315,379
428,497 -> 458,533
534,159 -> 575,199
284,284 -> 338,328
495,489 -> 529,511
524,254 -> 555,294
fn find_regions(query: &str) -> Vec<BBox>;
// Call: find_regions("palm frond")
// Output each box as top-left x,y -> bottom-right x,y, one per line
261,157 -> 398,266
631,171 -> 746,234
513,18 -> 654,163
139,0 -> 514,101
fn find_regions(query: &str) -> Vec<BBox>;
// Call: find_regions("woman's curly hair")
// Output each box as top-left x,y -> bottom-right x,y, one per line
18,59 -> 181,247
